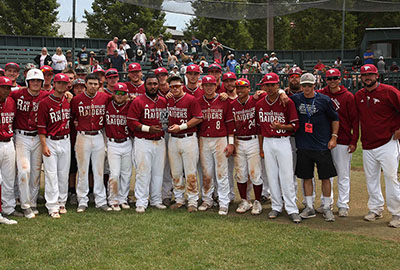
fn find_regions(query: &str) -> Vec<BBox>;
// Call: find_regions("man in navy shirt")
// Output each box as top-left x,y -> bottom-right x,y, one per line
291,73 -> 339,222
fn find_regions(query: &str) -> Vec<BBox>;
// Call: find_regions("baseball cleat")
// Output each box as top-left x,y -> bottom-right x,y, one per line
364,211 -> 383,221
338,208 -> 349,217
162,198 -> 171,207
198,202 -> 212,211
170,203 -> 185,210
290,213 -> 302,224
23,208 -> 36,219
135,206 -> 146,213
154,204 -> 167,210
0,214 -> 18,225
76,206 -> 87,213
388,215 -> 400,228
5,210 -> 23,218
299,207 -> 316,219
120,203 -> 130,209
260,196 -> 271,204
31,207 -> 39,215
218,207 -> 228,216
316,205 -> 332,214
69,194 -> 78,205
187,205 -> 198,213
111,204 -> 121,211
99,205 -> 112,212
268,210 -> 281,219
323,209 -> 335,222
236,199 -> 252,214
251,200 -> 262,215
59,206 -> 67,214
50,212 -> 60,219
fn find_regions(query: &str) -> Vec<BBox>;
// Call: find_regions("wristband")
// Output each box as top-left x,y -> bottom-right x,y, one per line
141,125 -> 150,132
331,133 -> 338,138
278,89 -> 285,95
179,123 -> 188,131
228,136 -> 234,145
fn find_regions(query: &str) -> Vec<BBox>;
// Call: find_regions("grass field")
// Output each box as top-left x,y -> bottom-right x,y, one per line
1,143 -> 400,269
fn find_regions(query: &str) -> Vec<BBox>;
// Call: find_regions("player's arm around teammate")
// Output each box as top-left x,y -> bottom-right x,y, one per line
37,73 -> 71,218
166,76 -> 203,212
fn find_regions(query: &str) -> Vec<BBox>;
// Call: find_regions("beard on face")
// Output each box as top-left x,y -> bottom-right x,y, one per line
365,79 -> 377,88
289,81 -> 300,92
146,89 -> 158,98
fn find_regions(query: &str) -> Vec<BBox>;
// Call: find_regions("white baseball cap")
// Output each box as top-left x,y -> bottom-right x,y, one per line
300,73 -> 316,84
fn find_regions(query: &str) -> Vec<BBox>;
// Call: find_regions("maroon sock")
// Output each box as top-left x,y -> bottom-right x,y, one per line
237,182 -> 247,200
253,184 -> 263,201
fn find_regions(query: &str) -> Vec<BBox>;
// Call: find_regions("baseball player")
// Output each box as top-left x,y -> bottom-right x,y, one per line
104,68 -> 119,96
231,78 -> 264,215
355,64 -> 400,228
166,75 -> 203,212
255,73 -> 301,223
126,63 -> 145,97
197,75 -> 235,215
4,62 -> 20,89
0,76 -> 18,224
93,68 -> 106,91
40,65 -> 54,91
70,73 -> 112,213
10,68 -> 49,218
127,74 -> 168,213
317,68 -> 359,217
154,67 -> 174,206
105,82 -> 132,211
37,73 -> 71,218
208,63 -> 226,93
184,64 -> 204,98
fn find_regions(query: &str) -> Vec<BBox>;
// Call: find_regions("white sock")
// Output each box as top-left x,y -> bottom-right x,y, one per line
305,196 -> 313,209
323,196 -> 331,210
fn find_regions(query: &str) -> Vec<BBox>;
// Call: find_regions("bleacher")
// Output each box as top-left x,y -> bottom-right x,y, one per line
302,59 -> 354,72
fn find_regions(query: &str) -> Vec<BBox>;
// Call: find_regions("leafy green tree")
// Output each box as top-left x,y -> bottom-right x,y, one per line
0,0 -> 59,36
84,0 -> 167,40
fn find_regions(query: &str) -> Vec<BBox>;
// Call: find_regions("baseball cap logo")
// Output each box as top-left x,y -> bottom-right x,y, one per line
191,66 -> 195,70
60,75 -> 65,79
267,75 -> 272,80
227,73 -> 232,77
364,66 -> 371,70
157,68 -> 162,72
4,78 -> 9,82
118,84 -> 123,89
131,64 -> 136,68
206,77 -> 211,81
329,70 -> 335,74
291,68 -> 296,72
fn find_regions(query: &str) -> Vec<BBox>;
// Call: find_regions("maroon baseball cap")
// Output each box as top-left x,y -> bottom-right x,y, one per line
360,64 -> 378,74
105,68 -> 119,78
288,67 -> 302,75
326,68 -> 341,77
208,63 -> 222,72
53,73 -> 70,83
0,76 -> 13,87
258,73 -> 279,85
222,72 -> 237,81
113,82 -> 128,93
202,75 -> 217,85
186,64 -> 200,73
128,63 -> 142,72
0,68 -> 4,76
154,67 -> 168,76
93,68 -> 105,74
5,62 -> 20,71
235,78 -> 250,87
40,65 -> 54,74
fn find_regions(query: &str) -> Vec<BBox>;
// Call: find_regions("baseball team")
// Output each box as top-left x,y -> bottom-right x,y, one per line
0,61 -> 399,228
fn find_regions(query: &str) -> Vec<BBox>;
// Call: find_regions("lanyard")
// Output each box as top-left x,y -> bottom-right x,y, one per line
303,93 -> 317,121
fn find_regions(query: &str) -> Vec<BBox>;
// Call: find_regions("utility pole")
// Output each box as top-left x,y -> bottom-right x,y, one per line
266,0 -> 274,50
72,0 -> 76,62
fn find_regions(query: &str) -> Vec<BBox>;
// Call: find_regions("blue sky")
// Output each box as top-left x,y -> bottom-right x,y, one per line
57,0 -> 191,30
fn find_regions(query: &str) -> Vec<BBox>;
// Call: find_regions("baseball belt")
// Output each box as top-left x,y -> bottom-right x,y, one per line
17,130 -> 38,137
236,135 -> 258,141
108,138 -> 128,143
171,133 -> 194,139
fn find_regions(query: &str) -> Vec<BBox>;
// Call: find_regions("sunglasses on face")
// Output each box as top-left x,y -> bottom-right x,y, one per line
114,90 -> 127,96
327,76 -> 340,81
170,84 -> 182,89
289,74 -> 300,78
235,80 -> 249,86
301,83 -> 314,88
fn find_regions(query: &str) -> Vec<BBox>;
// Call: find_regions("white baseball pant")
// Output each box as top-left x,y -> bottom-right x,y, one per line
331,144 -> 352,209
107,139 -> 132,206
75,132 -> 107,208
234,138 -> 263,186
263,137 -> 298,214
261,158 -> 270,199
162,132 -> 173,200
15,132 -> 42,210
363,138 -> 400,216
134,137 -> 165,208
0,140 -> 16,215
43,137 -> 71,214
199,137 -> 230,208
168,135 -> 199,207
228,156 -> 235,201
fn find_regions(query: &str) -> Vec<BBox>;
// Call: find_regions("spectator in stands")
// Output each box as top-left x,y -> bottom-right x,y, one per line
222,51 -> 231,70
334,57 -> 342,68
182,40 -> 189,54
191,36 -> 200,53
245,53 -> 251,63
107,37 -> 118,59
89,51 -> 96,68
51,47 -> 67,74
249,57 -> 261,73
363,47 -> 374,64
199,56 -> 209,73
149,36 -> 156,50
174,40 -> 182,59
121,39 -> 132,61
282,64 -> 291,74
156,35 -> 168,58
170,65 -> 180,77
77,45 -> 90,73
226,54 -> 238,73
210,37 -> 223,64
239,54 -> 246,72
313,59 -> 326,74
352,56 -> 362,72
118,44 -> 127,61
260,60 -> 270,74
150,47 -> 162,69
377,56 -> 386,74
269,52 -> 278,62
5,62 -> 20,88
272,58 -> 282,74
133,28 -> 147,51
110,49 -> 126,74
34,47 -> 52,68
390,61 -> 399,72
201,39 -> 211,56
168,51 -> 178,70
66,50 -> 73,68
75,65 -> 87,80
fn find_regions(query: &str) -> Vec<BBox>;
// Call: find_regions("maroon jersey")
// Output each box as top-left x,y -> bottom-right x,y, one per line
256,95 -> 299,137
183,85 -> 204,99
105,101 -> 130,139
197,94 -> 234,137
103,87 -> 114,96
37,95 -> 70,137
126,81 -> 145,97
71,91 -> 111,132
10,88 -> 49,131
167,93 -> 203,135
216,83 -> 226,94
0,97 -> 16,140
127,94 -> 167,139
231,96 -> 259,136
355,83 -> 400,149
317,86 -> 359,146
